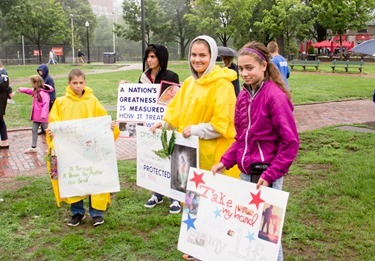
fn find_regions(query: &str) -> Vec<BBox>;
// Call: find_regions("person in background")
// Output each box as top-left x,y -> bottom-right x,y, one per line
17,75 -> 54,153
77,49 -> 85,64
212,41 -> 300,261
222,55 -> 240,97
47,69 -> 120,227
47,49 -> 57,65
37,64 -> 56,134
267,41 -> 290,89
137,44 -> 181,214
0,61 -> 10,149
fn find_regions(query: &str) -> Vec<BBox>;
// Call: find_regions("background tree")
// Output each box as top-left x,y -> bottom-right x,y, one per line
158,0 -> 195,59
0,0 -> 24,44
314,0 -> 375,57
57,0 -> 97,49
5,0 -> 68,63
254,0 -> 312,56
94,16 -> 114,47
186,0 -> 255,47
115,0 -> 164,45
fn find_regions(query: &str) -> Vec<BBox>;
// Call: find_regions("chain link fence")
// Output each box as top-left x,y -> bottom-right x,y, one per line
0,44 -> 145,65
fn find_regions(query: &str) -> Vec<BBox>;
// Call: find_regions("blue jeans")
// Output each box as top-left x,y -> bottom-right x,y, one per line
70,197 -> 103,217
240,173 -> 284,261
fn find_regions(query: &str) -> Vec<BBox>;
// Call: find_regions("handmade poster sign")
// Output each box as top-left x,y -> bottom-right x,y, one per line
117,81 -> 180,139
48,116 -> 120,198
136,126 -> 198,202
178,167 -> 289,260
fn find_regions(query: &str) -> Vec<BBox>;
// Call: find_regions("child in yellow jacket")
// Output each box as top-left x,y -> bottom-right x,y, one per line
47,69 -> 120,227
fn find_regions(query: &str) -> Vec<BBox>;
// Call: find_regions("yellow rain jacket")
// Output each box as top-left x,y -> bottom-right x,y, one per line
47,85 -> 120,210
164,65 -> 239,178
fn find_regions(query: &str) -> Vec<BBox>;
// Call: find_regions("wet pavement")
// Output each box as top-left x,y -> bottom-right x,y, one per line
0,99 -> 373,178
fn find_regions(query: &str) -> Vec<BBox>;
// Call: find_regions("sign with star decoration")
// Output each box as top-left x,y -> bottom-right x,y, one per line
178,167 -> 289,260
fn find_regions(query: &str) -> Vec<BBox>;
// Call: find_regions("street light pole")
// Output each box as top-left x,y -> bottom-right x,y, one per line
112,10 -> 117,53
85,21 -> 90,64
70,14 -> 75,64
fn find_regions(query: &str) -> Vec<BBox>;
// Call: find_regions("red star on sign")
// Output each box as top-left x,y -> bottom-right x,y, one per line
189,171 -> 205,188
249,190 -> 265,210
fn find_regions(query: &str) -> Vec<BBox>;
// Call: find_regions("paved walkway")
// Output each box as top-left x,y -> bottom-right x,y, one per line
0,99 -> 373,178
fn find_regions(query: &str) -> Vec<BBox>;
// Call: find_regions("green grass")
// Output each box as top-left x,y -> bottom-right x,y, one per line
1,61 -> 374,260
0,127 -> 374,260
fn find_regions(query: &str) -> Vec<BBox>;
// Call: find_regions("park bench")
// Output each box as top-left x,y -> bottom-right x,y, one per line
289,59 -> 320,71
331,60 -> 364,72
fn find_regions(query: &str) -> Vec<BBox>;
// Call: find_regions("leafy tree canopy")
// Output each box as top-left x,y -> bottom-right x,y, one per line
5,0 -> 67,62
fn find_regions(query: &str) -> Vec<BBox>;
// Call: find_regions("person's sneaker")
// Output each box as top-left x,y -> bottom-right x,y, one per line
68,214 -> 86,227
24,147 -> 38,153
92,216 -> 104,227
169,201 -> 181,214
144,195 -> 163,208
38,130 -> 46,135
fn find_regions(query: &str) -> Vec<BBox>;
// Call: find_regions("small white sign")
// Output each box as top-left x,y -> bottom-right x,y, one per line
49,116 -> 120,198
117,82 -> 180,139
136,126 -> 198,202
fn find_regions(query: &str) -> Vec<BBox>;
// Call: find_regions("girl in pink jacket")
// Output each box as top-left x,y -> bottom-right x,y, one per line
212,41 -> 299,261
18,75 -> 54,153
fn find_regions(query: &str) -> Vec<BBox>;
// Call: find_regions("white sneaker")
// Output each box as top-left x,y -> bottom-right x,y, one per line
144,195 -> 164,208
169,201 -> 182,214
24,147 -> 38,153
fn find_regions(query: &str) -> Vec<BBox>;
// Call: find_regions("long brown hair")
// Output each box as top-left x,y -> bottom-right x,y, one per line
29,75 -> 44,102
238,41 -> 291,100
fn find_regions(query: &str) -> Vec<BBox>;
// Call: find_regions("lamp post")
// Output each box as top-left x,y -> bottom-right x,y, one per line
70,14 -> 75,64
85,21 -> 91,64
112,10 -> 117,53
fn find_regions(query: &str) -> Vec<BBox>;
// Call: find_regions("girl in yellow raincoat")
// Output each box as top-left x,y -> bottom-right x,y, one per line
46,69 -> 120,227
151,35 -> 239,178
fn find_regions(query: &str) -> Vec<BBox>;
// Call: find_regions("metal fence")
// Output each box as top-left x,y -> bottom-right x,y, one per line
0,44 -> 144,65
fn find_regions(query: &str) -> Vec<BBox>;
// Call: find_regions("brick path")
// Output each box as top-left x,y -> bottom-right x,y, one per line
0,99 -> 373,178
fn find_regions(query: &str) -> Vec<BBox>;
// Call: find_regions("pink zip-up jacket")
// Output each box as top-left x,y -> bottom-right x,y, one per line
18,84 -> 54,123
220,80 -> 299,184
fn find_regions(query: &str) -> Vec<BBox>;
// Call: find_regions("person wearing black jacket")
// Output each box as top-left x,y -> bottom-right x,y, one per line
37,64 -> 56,134
222,56 -> 240,97
139,44 -> 179,85
139,44 -> 182,214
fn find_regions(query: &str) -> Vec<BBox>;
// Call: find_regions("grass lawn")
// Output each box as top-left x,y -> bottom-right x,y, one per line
0,61 -> 374,260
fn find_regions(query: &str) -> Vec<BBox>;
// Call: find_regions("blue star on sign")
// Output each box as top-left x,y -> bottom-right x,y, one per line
213,207 -> 222,218
246,231 -> 256,242
183,213 -> 197,231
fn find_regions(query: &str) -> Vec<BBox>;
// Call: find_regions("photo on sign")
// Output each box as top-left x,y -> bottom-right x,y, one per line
157,80 -> 181,106
119,121 -> 145,138
184,190 -> 200,216
258,203 -> 284,244
170,144 -> 197,192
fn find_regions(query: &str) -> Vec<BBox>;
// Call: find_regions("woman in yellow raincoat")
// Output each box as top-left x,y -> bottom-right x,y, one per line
46,69 -> 120,227
151,35 -> 239,178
